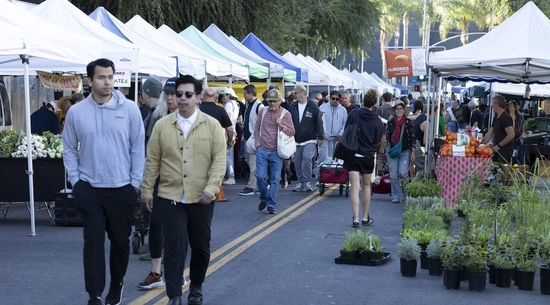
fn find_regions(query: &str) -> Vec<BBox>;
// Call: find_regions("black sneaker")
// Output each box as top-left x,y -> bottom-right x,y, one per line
351,218 -> 360,228
362,217 -> 373,226
258,201 -> 267,211
105,281 -> 123,305
137,271 -> 164,289
239,187 -> 255,196
88,296 -> 103,305
267,207 -> 276,214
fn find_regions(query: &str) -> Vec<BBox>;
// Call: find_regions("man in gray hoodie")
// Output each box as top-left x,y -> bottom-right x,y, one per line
62,58 -> 145,305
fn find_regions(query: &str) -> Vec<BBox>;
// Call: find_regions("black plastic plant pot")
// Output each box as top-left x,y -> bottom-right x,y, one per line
516,270 -> 535,291
468,271 -> 487,292
444,268 -> 461,290
494,268 -> 512,288
400,258 -> 418,277
428,257 -> 443,276
541,265 -> 550,295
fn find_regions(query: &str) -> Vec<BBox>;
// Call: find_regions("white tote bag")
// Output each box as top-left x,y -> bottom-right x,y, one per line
246,107 -> 268,155
277,109 -> 296,159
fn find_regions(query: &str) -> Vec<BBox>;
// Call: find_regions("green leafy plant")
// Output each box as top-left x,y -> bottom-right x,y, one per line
397,237 -> 421,261
539,236 -> 550,267
405,196 -> 441,210
402,205 -> 447,231
426,237 -> 446,259
404,178 -> 442,198
0,129 -> 21,157
461,244 -> 488,272
341,231 -> 360,252
402,229 -> 447,246
441,237 -> 464,269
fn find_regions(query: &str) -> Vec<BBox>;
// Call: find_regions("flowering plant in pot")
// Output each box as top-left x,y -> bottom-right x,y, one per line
462,244 -> 488,291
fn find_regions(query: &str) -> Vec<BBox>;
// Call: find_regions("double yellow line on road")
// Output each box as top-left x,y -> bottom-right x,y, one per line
129,186 -> 336,305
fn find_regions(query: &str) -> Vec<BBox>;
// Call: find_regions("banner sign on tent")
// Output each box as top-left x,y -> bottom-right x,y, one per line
114,71 -> 131,88
37,71 -> 82,91
384,49 -> 426,78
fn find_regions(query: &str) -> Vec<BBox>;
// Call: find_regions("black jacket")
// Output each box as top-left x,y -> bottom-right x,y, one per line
289,100 -> 324,144
347,108 -> 383,157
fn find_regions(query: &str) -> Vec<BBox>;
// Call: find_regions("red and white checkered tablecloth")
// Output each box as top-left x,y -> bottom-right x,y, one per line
435,156 -> 492,206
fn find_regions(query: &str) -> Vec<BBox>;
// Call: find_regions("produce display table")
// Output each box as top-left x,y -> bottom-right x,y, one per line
0,158 -> 65,218
435,156 -> 492,205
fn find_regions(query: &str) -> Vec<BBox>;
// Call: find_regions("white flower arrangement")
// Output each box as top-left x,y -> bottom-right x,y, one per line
5,131 -> 63,159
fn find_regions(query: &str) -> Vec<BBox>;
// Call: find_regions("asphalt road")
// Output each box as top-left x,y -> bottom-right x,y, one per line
0,179 -> 548,305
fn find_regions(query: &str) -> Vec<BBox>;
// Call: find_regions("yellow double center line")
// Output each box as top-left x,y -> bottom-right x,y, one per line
129,185 -> 336,305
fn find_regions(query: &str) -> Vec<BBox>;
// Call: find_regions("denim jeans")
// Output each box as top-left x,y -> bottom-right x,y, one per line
255,147 -> 283,208
226,146 -> 234,178
387,149 -> 410,200
447,121 -> 458,133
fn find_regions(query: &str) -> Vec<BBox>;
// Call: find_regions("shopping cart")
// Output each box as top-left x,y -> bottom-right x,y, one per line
318,163 -> 349,197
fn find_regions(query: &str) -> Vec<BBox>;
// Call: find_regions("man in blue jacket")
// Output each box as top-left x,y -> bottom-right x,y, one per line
289,85 -> 324,192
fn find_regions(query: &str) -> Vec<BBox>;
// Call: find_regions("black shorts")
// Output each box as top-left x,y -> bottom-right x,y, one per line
344,155 -> 375,174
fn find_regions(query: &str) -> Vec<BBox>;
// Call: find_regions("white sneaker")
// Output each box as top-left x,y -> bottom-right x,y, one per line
223,177 -> 236,185
182,278 -> 188,288
293,183 -> 303,192
305,182 -> 314,192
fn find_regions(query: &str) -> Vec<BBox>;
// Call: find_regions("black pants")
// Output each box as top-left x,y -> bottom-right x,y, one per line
158,198 -> 214,297
73,181 -> 137,298
142,178 -> 163,259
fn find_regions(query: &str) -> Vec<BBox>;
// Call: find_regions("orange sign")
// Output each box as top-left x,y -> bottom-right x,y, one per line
384,49 -> 426,78
385,49 -> 413,78
37,71 -> 82,91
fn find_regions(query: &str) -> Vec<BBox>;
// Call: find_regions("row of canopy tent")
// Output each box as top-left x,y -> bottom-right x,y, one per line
1,0 -> 405,235
6,0 -> 402,92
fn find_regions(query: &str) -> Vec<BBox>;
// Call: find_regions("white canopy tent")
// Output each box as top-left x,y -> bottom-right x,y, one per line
0,0 -> 102,235
31,0 -> 176,77
342,68 -> 371,92
203,24 -> 289,81
367,72 -> 395,94
350,70 -> 380,92
281,52 -> 329,85
429,1 -> 550,83
157,24 -> 249,81
90,9 -> 206,79
319,60 -> 358,90
488,83 -> 550,98
301,55 -> 346,87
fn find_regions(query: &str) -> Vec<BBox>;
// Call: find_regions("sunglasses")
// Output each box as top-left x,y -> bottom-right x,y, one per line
175,91 -> 195,98
268,100 -> 279,103
331,97 -> 339,101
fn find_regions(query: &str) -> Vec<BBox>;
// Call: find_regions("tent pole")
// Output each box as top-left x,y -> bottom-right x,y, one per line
229,65 -> 233,89
134,72 -> 138,102
22,55 -> 36,236
203,60 -> 208,88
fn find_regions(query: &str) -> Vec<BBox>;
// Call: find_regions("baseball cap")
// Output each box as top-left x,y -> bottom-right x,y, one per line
162,77 -> 177,93
141,78 -> 162,98
266,89 -> 281,101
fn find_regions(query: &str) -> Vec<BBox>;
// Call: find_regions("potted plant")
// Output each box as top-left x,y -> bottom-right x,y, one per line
397,237 -> 421,277
492,245 -> 514,288
462,244 -> 488,291
441,238 -> 464,290
403,228 -> 447,269
427,237 -> 445,276
539,237 -> 550,295
366,232 -> 386,261
340,231 -> 360,259
431,202 -> 455,228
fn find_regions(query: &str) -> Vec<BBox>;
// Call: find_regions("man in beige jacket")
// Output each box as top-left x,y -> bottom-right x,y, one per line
142,75 -> 226,305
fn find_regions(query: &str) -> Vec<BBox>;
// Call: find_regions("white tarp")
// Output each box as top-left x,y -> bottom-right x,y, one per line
90,10 -> 206,79
0,0 -> 101,75
31,0 -> 177,77
489,82 -> 550,97
429,1 -> 550,82
350,70 -> 379,92
282,52 -> 329,85
157,25 -> 249,81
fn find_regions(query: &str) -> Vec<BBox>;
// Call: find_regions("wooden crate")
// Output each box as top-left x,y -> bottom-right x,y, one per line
536,159 -> 550,177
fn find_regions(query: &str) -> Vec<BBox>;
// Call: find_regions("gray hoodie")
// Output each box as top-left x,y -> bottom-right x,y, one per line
62,90 -> 145,189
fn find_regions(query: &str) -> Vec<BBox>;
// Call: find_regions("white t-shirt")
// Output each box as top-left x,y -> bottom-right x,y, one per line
298,102 -> 307,123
